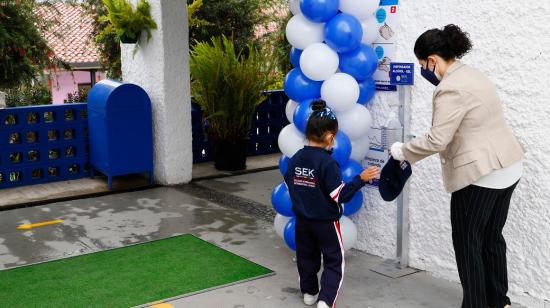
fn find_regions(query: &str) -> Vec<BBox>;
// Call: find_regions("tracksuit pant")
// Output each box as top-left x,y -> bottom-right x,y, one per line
296,217 -> 345,308
451,181 -> 518,308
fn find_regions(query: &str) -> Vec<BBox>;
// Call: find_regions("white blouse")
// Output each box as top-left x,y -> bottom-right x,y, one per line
473,160 -> 523,189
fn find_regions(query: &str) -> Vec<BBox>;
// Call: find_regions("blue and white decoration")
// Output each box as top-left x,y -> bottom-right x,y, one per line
274,0 -> 379,251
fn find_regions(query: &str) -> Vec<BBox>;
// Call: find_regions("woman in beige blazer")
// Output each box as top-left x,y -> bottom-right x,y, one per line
391,25 -> 524,308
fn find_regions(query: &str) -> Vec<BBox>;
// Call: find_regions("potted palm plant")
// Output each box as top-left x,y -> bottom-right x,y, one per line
190,36 -> 275,171
100,0 -> 157,44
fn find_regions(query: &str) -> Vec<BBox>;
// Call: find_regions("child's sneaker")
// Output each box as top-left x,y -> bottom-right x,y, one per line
317,300 -> 330,308
303,293 -> 318,306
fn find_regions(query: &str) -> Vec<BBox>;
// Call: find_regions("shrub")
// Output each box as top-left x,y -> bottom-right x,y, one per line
5,83 -> 52,107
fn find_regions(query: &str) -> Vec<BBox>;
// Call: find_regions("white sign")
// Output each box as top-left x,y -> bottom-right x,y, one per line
364,127 -> 390,188
372,0 -> 399,91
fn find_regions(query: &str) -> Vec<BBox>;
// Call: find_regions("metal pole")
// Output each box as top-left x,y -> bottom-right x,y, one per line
396,85 -> 411,269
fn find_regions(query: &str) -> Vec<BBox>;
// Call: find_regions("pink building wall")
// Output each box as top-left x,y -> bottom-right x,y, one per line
50,70 -> 106,104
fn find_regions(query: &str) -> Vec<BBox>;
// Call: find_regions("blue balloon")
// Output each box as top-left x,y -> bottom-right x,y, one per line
293,99 -> 317,133
279,155 -> 290,176
284,217 -> 297,251
332,131 -> 352,166
324,13 -> 363,53
290,48 -> 302,68
284,68 -> 323,102
300,0 -> 339,23
358,77 -> 376,105
341,160 -> 363,183
339,44 -> 378,81
272,181 -> 294,217
343,191 -> 363,216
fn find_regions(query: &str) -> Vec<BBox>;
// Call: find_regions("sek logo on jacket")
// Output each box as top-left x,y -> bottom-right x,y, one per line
284,146 -> 366,221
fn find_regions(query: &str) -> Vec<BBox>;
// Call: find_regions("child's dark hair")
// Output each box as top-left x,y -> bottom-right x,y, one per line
414,24 -> 472,61
305,100 -> 338,143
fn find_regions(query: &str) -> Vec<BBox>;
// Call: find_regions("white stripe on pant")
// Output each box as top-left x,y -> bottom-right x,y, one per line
450,181 -> 518,308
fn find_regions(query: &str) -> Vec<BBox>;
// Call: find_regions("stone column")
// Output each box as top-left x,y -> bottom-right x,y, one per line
121,0 -> 192,185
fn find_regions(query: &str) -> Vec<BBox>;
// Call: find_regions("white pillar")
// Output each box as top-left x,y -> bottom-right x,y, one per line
121,0 -> 192,185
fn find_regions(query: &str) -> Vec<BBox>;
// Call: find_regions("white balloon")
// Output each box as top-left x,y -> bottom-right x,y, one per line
274,214 -> 291,238
285,14 -> 325,50
350,135 -> 371,162
335,104 -> 373,140
289,0 -> 301,15
339,0 -> 379,20
285,100 -> 298,123
339,216 -> 358,251
361,15 -> 379,45
321,73 -> 360,112
300,43 -> 340,81
278,124 -> 306,158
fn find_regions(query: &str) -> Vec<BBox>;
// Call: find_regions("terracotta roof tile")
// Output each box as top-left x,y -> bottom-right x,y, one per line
35,2 -> 100,66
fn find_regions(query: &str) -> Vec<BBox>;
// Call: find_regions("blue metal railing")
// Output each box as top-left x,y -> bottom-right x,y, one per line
0,90 -> 288,189
192,90 -> 289,163
0,104 -> 90,189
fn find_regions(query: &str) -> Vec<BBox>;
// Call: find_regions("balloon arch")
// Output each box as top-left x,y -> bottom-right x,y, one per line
273,0 -> 380,251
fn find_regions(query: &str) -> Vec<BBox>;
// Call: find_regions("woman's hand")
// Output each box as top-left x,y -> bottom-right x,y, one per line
390,142 -> 406,161
360,166 -> 380,182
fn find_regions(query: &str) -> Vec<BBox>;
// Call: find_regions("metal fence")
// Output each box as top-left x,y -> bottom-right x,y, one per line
0,90 -> 288,189
0,104 -> 90,189
192,90 -> 289,163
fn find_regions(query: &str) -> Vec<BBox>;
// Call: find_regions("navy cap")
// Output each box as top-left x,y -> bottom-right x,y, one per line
378,156 -> 412,201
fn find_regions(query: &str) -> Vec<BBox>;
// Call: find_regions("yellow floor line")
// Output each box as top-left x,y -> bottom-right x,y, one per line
150,303 -> 174,308
16,219 -> 64,230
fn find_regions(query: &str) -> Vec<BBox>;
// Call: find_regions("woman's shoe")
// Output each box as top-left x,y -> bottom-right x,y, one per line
303,293 -> 318,306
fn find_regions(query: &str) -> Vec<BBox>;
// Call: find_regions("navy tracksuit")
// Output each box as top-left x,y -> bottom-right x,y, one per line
284,146 -> 365,307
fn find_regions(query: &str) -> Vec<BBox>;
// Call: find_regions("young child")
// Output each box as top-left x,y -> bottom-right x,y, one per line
284,100 -> 379,308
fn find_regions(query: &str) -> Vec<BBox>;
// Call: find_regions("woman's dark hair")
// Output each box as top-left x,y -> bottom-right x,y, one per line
305,99 -> 338,143
414,24 -> 472,61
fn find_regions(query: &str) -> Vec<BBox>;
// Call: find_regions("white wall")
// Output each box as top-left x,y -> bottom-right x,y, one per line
121,0 -> 192,185
356,1 -> 550,306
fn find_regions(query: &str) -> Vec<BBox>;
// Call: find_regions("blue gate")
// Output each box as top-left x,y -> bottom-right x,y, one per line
192,90 -> 289,163
0,90 -> 288,189
0,104 -> 90,189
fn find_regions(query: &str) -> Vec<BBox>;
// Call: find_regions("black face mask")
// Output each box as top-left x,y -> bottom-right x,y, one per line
421,61 -> 440,86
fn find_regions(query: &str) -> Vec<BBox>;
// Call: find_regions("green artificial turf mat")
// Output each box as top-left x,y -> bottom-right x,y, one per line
0,235 -> 273,307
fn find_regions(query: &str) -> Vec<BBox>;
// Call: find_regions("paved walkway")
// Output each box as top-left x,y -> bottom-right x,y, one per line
0,154 -> 279,210
0,185 -> 471,307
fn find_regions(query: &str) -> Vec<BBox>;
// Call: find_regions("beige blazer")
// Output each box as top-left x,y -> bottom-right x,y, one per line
402,61 -> 525,193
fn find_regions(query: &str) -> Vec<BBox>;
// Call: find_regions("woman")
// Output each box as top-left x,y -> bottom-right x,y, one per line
391,25 -> 524,308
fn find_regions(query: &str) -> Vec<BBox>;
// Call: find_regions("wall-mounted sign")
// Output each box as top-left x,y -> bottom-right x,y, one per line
390,62 -> 414,85
373,0 -> 399,92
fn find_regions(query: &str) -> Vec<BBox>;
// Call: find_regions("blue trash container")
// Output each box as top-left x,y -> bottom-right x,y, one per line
87,80 -> 154,189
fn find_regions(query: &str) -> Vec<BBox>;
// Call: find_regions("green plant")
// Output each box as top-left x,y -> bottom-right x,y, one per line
187,0 -> 210,28
4,83 -> 52,107
271,11 -> 293,77
0,0 -> 66,89
190,36 -> 275,141
186,0 -> 281,53
100,0 -> 157,43
64,87 -> 90,103
82,0 -> 122,79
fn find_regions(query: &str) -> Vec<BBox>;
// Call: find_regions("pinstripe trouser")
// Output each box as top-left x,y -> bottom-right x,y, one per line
451,181 -> 519,308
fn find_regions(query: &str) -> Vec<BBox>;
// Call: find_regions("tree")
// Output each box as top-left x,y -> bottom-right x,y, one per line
186,0 -> 281,52
0,0 -> 64,89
